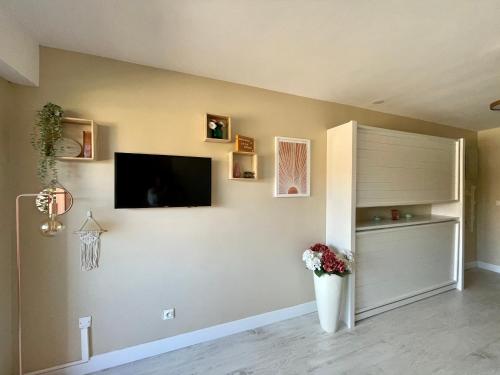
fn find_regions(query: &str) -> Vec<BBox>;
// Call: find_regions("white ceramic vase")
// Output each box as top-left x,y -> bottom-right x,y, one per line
313,273 -> 344,333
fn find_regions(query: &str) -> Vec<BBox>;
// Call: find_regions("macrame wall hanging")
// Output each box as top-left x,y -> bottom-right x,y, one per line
75,210 -> 107,271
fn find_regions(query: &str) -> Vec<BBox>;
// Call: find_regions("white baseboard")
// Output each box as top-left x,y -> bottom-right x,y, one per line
39,301 -> 317,375
35,262 -> 500,375
465,261 -> 478,270
477,261 -> 500,274
466,260 -> 500,274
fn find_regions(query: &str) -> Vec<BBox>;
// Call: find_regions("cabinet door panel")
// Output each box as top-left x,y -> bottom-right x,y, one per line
355,222 -> 457,312
356,127 -> 458,207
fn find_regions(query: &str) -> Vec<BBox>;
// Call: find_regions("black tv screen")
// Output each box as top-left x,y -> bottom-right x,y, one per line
114,152 -> 211,208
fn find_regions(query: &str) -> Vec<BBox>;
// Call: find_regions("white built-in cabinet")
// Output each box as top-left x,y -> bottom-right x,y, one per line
357,126 -> 459,207
326,121 -> 464,329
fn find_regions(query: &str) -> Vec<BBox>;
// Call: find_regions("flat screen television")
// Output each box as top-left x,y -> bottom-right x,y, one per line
114,152 -> 211,208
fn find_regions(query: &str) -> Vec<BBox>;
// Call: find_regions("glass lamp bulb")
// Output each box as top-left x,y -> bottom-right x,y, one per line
40,214 -> 65,237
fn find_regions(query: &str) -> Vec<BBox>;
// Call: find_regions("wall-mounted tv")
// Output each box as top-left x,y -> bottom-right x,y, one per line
114,152 -> 211,208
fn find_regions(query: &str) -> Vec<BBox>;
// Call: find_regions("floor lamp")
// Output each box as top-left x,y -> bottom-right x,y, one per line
16,188 -> 73,375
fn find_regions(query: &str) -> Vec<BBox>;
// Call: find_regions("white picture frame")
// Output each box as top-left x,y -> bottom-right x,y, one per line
274,137 -> 311,197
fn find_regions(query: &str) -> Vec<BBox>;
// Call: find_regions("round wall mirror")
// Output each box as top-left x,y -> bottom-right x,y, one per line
35,186 -> 74,215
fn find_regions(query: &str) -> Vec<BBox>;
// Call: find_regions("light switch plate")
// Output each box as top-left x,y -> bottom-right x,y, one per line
79,316 -> 92,329
162,308 -> 175,320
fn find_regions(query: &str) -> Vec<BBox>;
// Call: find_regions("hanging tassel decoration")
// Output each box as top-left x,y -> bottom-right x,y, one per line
75,210 -> 107,271
78,231 -> 101,271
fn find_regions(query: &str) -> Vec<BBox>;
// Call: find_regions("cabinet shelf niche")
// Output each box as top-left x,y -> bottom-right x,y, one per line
57,117 -> 96,161
228,151 -> 258,180
205,113 -> 231,143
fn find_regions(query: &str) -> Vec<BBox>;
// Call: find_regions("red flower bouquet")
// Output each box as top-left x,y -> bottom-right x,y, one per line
302,243 -> 353,277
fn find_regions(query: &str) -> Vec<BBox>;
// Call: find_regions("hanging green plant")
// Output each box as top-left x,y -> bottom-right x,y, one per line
31,103 -> 64,186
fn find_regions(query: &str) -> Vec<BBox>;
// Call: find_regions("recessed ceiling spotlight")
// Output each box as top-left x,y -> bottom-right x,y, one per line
372,100 -> 385,105
490,100 -> 500,111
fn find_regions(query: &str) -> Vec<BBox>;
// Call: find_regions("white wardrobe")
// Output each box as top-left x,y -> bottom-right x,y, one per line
326,121 -> 464,329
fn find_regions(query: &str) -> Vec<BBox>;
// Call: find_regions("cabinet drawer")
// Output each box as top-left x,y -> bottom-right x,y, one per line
355,221 -> 457,312
356,126 -> 458,207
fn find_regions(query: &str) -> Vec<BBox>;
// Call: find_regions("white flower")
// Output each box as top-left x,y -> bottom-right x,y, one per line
302,249 -> 313,261
308,257 -> 322,271
338,250 -> 354,272
208,121 -> 218,130
343,250 -> 354,262
302,249 -> 322,271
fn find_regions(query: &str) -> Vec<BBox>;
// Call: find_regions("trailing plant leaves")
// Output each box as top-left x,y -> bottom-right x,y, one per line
31,103 -> 64,186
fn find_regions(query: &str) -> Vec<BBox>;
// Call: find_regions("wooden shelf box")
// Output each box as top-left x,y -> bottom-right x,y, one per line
228,151 -> 258,180
57,117 -> 96,161
205,113 -> 231,143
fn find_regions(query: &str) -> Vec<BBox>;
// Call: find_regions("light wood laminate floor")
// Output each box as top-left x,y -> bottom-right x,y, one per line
94,269 -> 500,374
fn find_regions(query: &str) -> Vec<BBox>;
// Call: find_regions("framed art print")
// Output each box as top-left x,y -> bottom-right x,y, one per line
274,137 -> 310,197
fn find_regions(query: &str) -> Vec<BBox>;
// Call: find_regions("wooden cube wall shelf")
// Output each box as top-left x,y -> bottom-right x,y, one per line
228,151 -> 258,180
57,117 -> 97,161
205,113 -> 231,143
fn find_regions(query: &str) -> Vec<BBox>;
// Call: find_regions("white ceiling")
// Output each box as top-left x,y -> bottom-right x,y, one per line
3,0 -> 500,130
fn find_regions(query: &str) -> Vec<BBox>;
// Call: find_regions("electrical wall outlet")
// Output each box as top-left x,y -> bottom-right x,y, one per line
162,308 -> 175,320
79,316 -> 92,329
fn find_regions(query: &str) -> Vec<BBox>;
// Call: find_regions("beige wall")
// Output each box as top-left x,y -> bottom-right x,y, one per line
9,47 -> 477,371
477,128 -> 500,265
0,77 -> 13,374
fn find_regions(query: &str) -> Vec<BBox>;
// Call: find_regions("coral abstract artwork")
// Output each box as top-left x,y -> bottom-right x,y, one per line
274,137 -> 310,197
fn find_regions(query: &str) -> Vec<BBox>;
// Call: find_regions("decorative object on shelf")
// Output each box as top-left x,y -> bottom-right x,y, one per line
58,117 -> 96,161
74,210 -> 107,271
209,120 -> 223,138
55,137 -> 82,158
205,113 -> 231,142
82,130 -> 92,158
15,186 -> 73,374
302,243 -> 353,333
391,209 -> 400,220
235,134 -> 255,152
404,213 -> 414,219
31,102 -> 65,186
228,151 -> 258,180
373,215 -> 382,222
274,137 -> 310,197
233,162 -> 241,178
